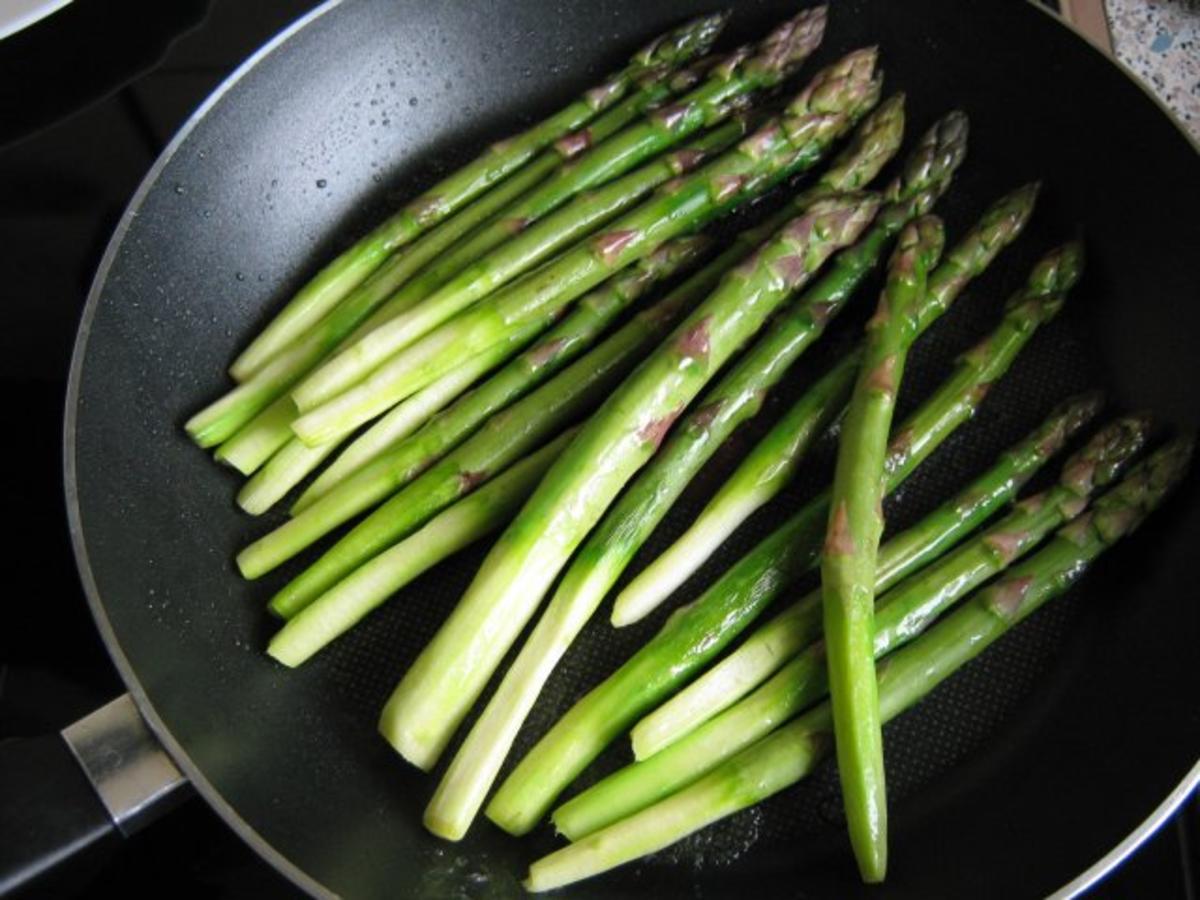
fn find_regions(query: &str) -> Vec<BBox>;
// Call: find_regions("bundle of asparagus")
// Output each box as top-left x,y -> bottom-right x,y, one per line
180,5 -> 1193,892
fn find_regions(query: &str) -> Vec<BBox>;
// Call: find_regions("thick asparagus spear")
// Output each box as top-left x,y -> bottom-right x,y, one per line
253,242 -> 716,615
421,194 -> 882,840
236,332 -> 530,515
603,105 -> 971,628
289,49 -> 883,446
823,216 -> 945,882
294,11 -> 828,408
236,238 -> 708,581
226,12 -> 726,381
266,430 -> 574,667
556,409 -> 1142,838
525,437 -> 1193,892
634,389 -> 1101,763
186,120 -> 746,449
214,397 -> 296,475
293,238 -> 709,512
484,200 -> 1041,835
613,180 -> 1039,623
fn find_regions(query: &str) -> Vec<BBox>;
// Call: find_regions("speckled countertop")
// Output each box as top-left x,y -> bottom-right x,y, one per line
1106,0 -> 1199,141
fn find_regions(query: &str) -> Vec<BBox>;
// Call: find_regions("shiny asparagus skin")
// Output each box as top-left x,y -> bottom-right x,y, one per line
291,118 -> 751,418
288,49 -> 883,447
225,12 -> 727,382
524,438 -> 1192,892
556,407 -> 1141,839
421,194 -> 881,841
822,216 -> 945,882
237,238 -> 711,593
266,430 -> 574,667
485,195 -> 1043,835
630,389 -> 1101,761
611,106 -> 971,625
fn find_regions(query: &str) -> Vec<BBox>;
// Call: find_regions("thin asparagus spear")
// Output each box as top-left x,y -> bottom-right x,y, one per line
301,8 -> 826,402
599,103 -> 971,629
289,49 -> 883,446
267,430 -> 575,667
421,194 -> 881,840
556,409 -> 1143,838
822,216 -> 945,882
253,241 -> 715,614
187,120 -> 746,448
613,180 -> 1040,624
632,392 -> 1101,762
484,193 -> 1042,835
525,437 -> 1193,892
226,12 -> 726,381
237,237 -> 709,579
236,332 -> 531,515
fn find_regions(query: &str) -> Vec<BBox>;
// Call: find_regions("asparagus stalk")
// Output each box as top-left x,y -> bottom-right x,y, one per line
252,241 -> 715,615
266,430 -> 574,667
556,408 -> 1142,839
236,332 -> 531,515
525,437 -> 1193,892
605,105 -> 971,628
484,198 -> 1042,835
236,238 -> 708,581
289,49 -> 883,446
311,7 -> 826,399
226,12 -> 726,381
633,392 -> 1101,762
822,215 -> 946,882
186,121 -> 746,449
291,116 -> 755,419
421,195 -> 882,840
612,180 -> 1040,623
202,66 -> 715,463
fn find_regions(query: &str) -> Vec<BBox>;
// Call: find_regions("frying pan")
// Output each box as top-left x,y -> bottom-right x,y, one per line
7,0 -> 1199,895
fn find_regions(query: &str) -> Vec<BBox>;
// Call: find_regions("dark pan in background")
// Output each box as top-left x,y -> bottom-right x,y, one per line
16,0 -> 1199,896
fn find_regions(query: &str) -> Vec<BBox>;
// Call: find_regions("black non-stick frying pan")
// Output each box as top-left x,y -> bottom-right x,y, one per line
11,0 -> 1200,895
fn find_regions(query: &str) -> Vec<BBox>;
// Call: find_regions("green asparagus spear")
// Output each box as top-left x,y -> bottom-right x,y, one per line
214,396 -> 296,475
556,408 -> 1142,838
186,120 -> 745,449
226,12 -> 726,381
236,332 -> 531,515
612,179 -> 1039,623
630,388 -> 1101,762
252,242 -> 715,615
422,194 -> 882,840
823,215 -> 945,882
299,8 -> 827,404
288,49 -> 883,446
484,195 -> 1041,835
266,430 -> 574,667
236,237 -> 708,580
525,437 -> 1193,891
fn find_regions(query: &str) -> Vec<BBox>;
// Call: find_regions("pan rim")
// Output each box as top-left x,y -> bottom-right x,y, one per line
60,0 -> 1199,897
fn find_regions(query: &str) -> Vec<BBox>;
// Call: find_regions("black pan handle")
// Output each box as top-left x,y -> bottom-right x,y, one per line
0,694 -> 191,894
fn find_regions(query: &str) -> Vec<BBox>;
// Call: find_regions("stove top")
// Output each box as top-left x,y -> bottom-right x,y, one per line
0,1 -> 1194,896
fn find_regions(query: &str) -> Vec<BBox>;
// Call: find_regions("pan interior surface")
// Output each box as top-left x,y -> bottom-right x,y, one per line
66,0 -> 1200,897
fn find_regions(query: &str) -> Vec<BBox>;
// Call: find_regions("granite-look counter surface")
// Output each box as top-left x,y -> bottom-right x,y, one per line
1107,0 -> 1199,141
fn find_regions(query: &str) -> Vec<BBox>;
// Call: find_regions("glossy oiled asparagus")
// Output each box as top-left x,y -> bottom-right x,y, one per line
292,9 -> 828,410
524,438 -> 1192,892
288,49 -> 882,447
556,407 -> 1141,839
266,430 -> 574,667
225,12 -> 726,382
612,180 -> 1039,623
485,194 -> 1042,835
633,390 -> 1102,761
422,194 -> 881,841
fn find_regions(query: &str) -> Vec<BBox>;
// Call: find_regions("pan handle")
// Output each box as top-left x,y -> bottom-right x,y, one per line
0,693 -> 191,893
